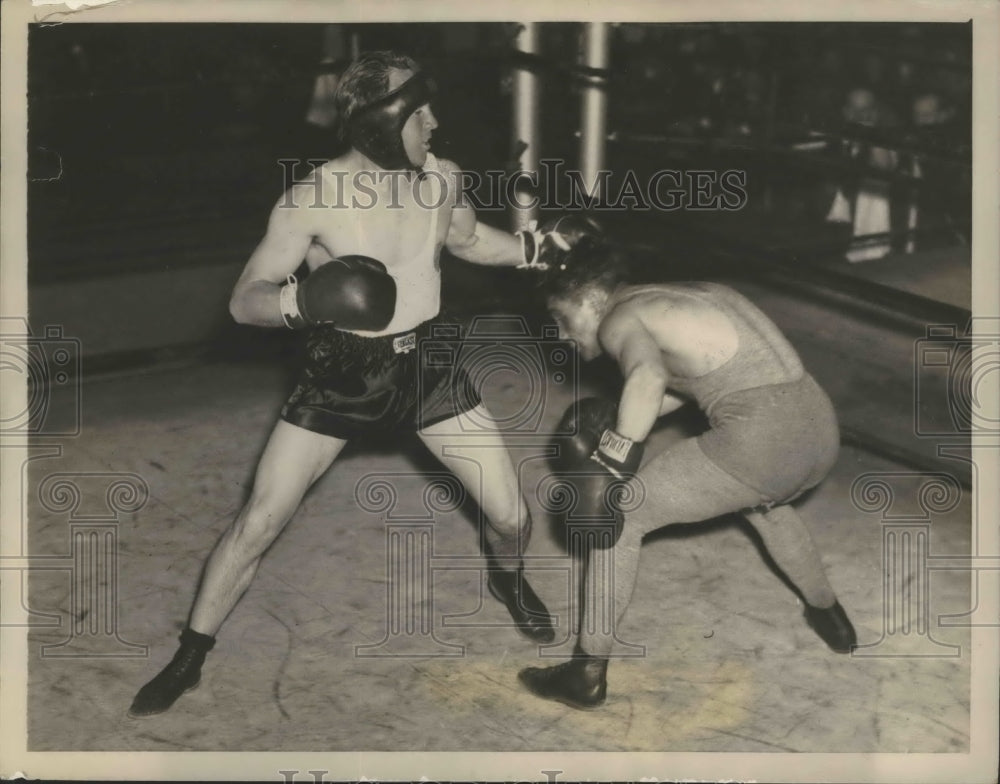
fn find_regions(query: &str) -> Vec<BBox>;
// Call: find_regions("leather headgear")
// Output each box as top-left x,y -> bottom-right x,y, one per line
348,71 -> 435,171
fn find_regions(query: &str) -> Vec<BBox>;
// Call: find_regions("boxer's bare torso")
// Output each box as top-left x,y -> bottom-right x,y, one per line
292,155 -> 455,334
298,161 -> 450,271
232,151 -> 474,334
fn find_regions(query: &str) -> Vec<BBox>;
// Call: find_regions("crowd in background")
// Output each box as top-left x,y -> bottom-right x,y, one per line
611,23 -> 969,143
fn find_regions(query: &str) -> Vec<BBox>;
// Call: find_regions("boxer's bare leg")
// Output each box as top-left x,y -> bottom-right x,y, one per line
419,403 -> 526,563
190,421 -> 348,635
131,421 -> 346,717
419,403 -> 555,642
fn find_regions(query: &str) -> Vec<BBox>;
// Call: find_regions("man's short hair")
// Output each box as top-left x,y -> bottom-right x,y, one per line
543,239 -> 633,303
334,51 -> 420,138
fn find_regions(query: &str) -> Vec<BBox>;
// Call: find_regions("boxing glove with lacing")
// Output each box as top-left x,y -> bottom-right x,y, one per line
517,213 -> 603,271
548,397 -> 644,547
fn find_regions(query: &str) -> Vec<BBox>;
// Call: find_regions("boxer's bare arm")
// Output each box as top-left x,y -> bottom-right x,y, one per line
599,309 -> 669,443
230,189 -> 317,327
448,216 -> 522,266
440,160 -> 522,266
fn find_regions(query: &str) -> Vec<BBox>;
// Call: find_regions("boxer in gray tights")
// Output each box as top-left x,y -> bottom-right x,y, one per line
519,240 -> 857,709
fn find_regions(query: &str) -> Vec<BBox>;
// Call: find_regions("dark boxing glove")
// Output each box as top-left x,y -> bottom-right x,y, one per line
280,255 -> 396,331
549,397 -> 644,547
551,396 -> 617,473
517,212 -> 603,271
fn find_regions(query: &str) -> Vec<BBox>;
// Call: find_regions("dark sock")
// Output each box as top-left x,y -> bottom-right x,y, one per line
180,627 -> 216,652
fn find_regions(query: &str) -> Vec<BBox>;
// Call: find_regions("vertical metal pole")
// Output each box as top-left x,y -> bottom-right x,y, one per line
349,29 -> 361,61
906,157 -> 921,254
321,24 -> 340,60
511,23 -> 540,232
306,26 -> 347,129
762,68 -> 779,212
579,23 -> 610,202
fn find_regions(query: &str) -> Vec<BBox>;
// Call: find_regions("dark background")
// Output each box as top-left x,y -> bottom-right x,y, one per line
28,22 -> 971,274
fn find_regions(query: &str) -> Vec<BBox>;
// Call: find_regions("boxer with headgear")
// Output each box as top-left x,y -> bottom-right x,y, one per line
131,50 -> 559,718
518,240 -> 857,710
348,69 -> 436,171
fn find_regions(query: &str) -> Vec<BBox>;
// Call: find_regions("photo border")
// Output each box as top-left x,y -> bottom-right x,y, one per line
2,0 -> 997,781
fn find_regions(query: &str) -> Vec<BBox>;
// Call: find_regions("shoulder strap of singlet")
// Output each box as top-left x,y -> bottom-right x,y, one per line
420,153 -> 442,253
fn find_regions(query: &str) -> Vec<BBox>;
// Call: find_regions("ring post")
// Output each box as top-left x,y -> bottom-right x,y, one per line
511,22 -> 541,232
579,22 -> 610,203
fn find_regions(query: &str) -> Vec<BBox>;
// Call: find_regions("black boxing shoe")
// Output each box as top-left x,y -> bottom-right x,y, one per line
804,600 -> 857,653
129,628 -> 216,718
488,568 -> 556,643
518,653 -> 609,710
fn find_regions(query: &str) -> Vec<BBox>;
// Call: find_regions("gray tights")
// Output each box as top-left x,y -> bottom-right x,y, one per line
578,438 -> 837,657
